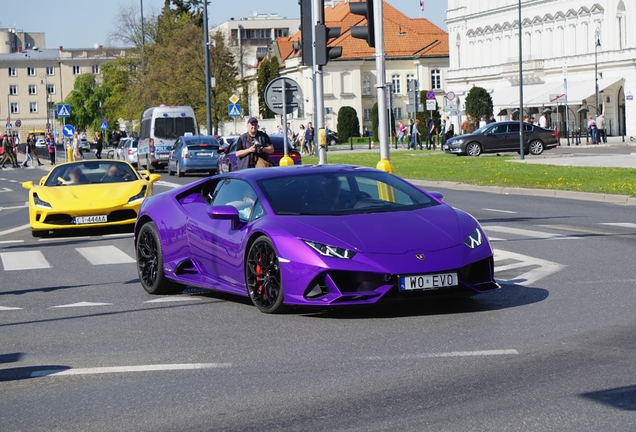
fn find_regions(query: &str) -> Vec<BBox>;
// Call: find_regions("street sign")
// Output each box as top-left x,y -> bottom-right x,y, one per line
100,119 -> 109,130
57,104 -> 71,118
426,100 -> 436,111
406,103 -> 423,113
63,124 -> 75,137
5,123 -> 12,130
228,104 -> 241,117
549,94 -> 566,103
229,94 -> 239,104
426,90 -> 436,100
46,123 -> 51,130
445,91 -> 455,101
264,77 -> 303,115
15,119 -> 22,127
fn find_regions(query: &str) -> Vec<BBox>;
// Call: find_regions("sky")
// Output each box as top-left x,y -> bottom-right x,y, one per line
3,0 -> 448,49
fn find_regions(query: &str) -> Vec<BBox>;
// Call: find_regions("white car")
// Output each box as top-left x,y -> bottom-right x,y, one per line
35,138 -> 47,148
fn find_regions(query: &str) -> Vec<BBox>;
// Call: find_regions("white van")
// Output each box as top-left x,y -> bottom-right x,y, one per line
138,105 -> 197,171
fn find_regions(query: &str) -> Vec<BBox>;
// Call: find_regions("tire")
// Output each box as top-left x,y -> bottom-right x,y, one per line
136,222 -> 181,295
466,142 -> 482,157
529,139 -> 544,155
176,162 -> 183,177
245,237 -> 287,314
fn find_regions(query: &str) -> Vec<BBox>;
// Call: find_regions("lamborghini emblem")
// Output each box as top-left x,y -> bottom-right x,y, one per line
415,254 -> 425,260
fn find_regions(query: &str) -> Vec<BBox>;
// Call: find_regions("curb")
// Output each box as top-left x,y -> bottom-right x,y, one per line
409,179 -> 636,207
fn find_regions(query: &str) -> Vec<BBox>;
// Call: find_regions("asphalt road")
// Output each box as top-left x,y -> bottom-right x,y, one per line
1,161 -> 635,431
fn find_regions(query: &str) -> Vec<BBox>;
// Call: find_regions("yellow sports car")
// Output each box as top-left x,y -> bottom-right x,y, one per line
22,160 -> 161,237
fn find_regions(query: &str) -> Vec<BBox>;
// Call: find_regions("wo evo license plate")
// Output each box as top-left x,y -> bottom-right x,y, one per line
400,272 -> 458,291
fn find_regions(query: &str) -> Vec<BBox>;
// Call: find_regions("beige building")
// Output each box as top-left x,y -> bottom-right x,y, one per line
1,41 -> 126,140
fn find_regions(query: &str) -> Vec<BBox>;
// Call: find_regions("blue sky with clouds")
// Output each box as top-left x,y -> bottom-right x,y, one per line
4,0 -> 447,49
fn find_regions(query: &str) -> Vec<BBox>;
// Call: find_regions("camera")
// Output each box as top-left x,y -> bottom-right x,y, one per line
252,138 -> 263,153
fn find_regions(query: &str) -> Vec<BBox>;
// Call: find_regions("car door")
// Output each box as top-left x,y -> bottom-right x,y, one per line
501,123 -> 521,151
170,138 -> 182,170
187,178 -> 257,291
481,124 -> 511,152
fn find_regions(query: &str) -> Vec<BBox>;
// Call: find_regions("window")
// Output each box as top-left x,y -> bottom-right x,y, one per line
211,179 -> 259,222
406,73 -> 415,89
8,67 -> 16,77
393,107 -> 403,120
73,65 -> 81,75
391,74 -> 401,94
10,102 -> 19,114
431,69 -> 441,90
92,65 -> 100,74
47,66 -> 55,76
28,85 -> 37,95
363,108 -> 372,121
154,117 -> 196,139
47,84 -> 55,95
362,75 -> 372,96
9,85 -> 18,95
274,28 -> 289,38
27,67 -> 36,76
30,102 -> 38,113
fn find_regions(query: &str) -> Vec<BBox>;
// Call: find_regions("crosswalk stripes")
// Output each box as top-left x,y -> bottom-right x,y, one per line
483,225 -> 581,240
0,245 -> 135,271
0,250 -> 51,271
75,245 -> 135,265
600,222 -> 636,229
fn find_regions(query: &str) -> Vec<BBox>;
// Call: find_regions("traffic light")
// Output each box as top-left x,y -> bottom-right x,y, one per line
315,24 -> 342,66
349,1 -> 375,48
298,0 -> 313,66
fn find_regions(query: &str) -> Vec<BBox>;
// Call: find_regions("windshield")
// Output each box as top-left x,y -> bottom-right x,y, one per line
154,117 -> 196,140
44,161 -> 139,186
258,171 -> 439,215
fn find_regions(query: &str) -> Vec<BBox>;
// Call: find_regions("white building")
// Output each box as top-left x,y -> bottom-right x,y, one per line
446,0 -> 634,137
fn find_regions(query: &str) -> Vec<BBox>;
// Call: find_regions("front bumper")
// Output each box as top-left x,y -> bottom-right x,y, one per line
444,144 -> 465,154
29,202 -> 142,232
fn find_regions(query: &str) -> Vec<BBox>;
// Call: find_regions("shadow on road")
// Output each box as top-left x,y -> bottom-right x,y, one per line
581,385 -> 636,411
0,365 -> 71,382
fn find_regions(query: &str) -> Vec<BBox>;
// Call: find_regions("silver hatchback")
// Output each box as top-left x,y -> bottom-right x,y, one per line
115,138 -> 139,167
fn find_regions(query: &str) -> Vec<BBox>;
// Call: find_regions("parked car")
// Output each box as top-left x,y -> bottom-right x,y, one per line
80,138 -> 90,152
35,138 -> 47,148
444,121 -> 558,156
168,135 -> 221,177
216,135 -> 302,173
326,129 -> 339,145
116,138 -> 139,167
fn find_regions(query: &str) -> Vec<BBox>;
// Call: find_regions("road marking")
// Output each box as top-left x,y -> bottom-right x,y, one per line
144,297 -> 203,303
536,224 -> 615,235
0,250 -> 51,271
366,349 -> 519,361
483,225 -> 581,240
0,223 -> 30,237
482,208 -> 517,214
102,233 -> 134,239
0,240 -> 24,244
50,301 -> 114,308
156,180 -> 181,188
601,223 -> 636,229
76,245 -> 135,265
494,249 -> 565,286
0,187 -> 12,193
31,363 -> 232,377
0,305 -> 23,311
38,236 -> 91,242
0,202 -> 29,211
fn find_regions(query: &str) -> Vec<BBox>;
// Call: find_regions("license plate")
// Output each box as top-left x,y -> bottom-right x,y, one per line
196,152 -> 213,157
400,273 -> 458,291
74,215 -> 107,224
157,153 -> 169,159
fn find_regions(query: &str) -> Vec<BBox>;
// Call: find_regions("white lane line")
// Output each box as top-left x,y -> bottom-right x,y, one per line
536,224 -> 614,235
76,245 -> 135,265
144,297 -> 203,303
50,301 -> 114,308
0,250 -> 51,271
482,208 -> 517,214
0,305 -> 23,311
0,187 -> 12,193
0,223 -> 30,237
0,202 -> 29,211
155,180 -> 181,188
601,223 -> 636,229
494,249 -> 565,286
486,236 -> 505,242
366,349 -> 519,361
31,363 -> 232,377
101,233 -> 134,239
38,236 -> 91,242
483,225 -> 581,240
0,240 -> 24,244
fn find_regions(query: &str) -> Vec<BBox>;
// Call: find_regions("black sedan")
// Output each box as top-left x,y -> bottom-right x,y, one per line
444,121 -> 558,156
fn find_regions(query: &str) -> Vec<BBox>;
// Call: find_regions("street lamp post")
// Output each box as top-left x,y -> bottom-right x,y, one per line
40,73 -> 50,132
517,0 -> 524,160
594,28 -> 601,116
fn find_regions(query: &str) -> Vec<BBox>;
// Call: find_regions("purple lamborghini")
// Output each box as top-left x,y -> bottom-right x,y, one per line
134,165 -> 499,313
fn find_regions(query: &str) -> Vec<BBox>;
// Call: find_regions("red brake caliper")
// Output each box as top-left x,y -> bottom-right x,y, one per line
256,254 -> 265,298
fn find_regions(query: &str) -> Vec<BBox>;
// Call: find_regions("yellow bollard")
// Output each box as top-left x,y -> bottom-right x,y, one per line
67,145 -> 74,162
375,158 -> 396,202
375,158 -> 394,174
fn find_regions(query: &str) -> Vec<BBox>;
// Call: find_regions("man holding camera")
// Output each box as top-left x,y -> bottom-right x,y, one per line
236,117 -> 274,170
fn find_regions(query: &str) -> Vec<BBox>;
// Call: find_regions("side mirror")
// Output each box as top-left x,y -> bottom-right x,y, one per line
39,176 -> 47,186
138,169 -> 150,180
207,205 -> 240,230
428,191 -> 444,201
22,181 -> 34,190
148,174 -> 161,183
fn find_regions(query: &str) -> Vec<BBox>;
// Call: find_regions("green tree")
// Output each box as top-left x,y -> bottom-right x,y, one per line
465,86 -> 493,132
257,57 -> 279,119
64,74 -> 102,132
336,106 -> 360,143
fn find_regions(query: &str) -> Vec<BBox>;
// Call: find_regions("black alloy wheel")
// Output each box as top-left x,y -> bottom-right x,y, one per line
246,237 -> 286,313
136,222 -> 180,295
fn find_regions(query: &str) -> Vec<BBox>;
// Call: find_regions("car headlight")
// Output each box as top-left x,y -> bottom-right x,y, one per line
304,240 -> 356,259
464,227 -> 484,249
450,139 -> 465,145
127,186 -> 147,204
33,194 -> 52,209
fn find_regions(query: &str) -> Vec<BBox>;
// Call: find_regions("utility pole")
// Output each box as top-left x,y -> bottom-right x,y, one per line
203,0 -> 212,135
373,0 -> 391,172
313,0 -> 326,164
517,0 -> 524,160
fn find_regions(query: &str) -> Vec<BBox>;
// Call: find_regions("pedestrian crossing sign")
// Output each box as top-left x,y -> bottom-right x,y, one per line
228,103 -> 241,117
57,104 -> 71,118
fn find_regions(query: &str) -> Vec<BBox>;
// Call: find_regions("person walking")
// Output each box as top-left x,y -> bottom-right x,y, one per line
236,117 -> 274,170
46,132 -> 56,165
298,124 -> 306,153
397,121 -> 406,147
587,116 -> 597,144
20,136 -> 35,168
72,131 -> 83,160
95,131 -> 103,159
304,122 -> 314,155
426,117 -> 435,150
596,114 -> 606,143
1,134 -> 18,168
